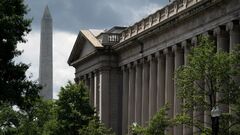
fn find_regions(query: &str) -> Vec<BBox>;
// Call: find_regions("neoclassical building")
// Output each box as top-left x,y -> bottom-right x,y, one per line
68,0 -> 240,134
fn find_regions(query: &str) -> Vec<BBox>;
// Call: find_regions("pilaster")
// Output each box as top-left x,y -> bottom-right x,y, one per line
89,72 -> 94,106
227,20 -> 240,50
214,26 -> 229,52
164,47 -> 174,135
182,40 -> 193,135
156,51 -> 166,110
134,60 -> 143,125
173,44 -> 184,135
149,54 -> 158,119
141,57 -> 150,126
121,65 -> 129,135
128,63 -> 136,126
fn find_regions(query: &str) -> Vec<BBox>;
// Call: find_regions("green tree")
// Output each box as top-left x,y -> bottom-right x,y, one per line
17,100 -> 57,135
0,0 -> 40,111
79,118 -> 115,135
130,104 -> 176,135
0,0 -> 42,134
54,82 -> 115,135
175,37 -> 240,134
56,82 -> 95,135
42,118 -> 59,135
0,99 -> 57,135
0,103 -> 20,135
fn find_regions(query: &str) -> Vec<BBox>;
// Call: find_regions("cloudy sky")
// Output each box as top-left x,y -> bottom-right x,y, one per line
17,0 -> 169,99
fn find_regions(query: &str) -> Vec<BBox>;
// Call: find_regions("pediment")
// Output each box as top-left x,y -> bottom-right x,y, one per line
78,40 -> 96,59
68,30 -> 103,65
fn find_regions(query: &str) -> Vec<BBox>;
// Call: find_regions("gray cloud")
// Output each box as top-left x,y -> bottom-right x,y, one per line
25,0 -> 168,33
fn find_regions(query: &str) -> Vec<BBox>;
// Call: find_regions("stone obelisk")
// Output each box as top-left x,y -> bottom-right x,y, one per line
39,6 -> 53,99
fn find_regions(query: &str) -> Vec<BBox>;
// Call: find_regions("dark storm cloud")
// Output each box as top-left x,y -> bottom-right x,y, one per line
25,0 -> 168,33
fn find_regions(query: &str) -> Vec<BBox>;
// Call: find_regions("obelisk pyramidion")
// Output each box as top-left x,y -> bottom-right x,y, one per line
39,6 -> 53,99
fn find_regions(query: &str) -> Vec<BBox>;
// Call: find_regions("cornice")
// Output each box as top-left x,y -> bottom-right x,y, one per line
113,0 -> 223,51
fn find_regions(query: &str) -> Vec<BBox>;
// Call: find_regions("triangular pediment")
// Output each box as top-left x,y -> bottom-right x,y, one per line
68,30 -> 103,65
78,40 -> 96,59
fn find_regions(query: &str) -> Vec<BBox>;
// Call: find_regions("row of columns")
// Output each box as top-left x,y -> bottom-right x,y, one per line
122,45 -> 185,134
81,72 -> 100,114
121,20 -> 240,135
80,70 -> 110,126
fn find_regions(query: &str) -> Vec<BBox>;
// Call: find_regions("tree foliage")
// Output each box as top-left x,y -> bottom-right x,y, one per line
79,118 -> 115,135
130,104 -> 175,135
0,0 -> 43,134
52,82 -> 114,135
175,36 -> 240,134
0,100 -> 56,135
0,0 -> 40,111
55,81 -> 95,135
17,100 -> 57,135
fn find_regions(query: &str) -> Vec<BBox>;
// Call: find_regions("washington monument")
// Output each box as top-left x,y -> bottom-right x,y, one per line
39,6 -> 53,99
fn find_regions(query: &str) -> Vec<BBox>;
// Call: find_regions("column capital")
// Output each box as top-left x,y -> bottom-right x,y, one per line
93,69 -> 99,74
128,62 -> 136,69
213,26 -> 228,36
191,36 -> 198,46
181,40 -> 191,48
134,59 -> 143,66
163,47 -> 173,55
155,50 -> 164,58
127,63 -> 132,69
88,72 -> 93,79
226,20 -> 240,31
121,65 -> 128,71
147,54 -> 156,61
142,56 -> 149,64
202,30 -> 214,38
83,74 -> 88,80
172,44 -> 183,53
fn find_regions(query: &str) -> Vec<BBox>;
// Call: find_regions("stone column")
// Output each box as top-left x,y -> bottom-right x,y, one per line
135,61 -> 142,125
214,26 -> 229,52
149,55 -> 157,119
182,40 -> 193,135
122,66 -> 129,134
79,76 -> 84,84
94,71 -> 100,114
228,20 -> 240,86
192,36 -> 198,47
89,73 -> 94,106
228,21 -> 240,50
173,45 -> 184,135
78,76 -> 83,83
84,74 -> 89,88
142,58 -> 150,126
157,51 -> 166,110
99,68 -> 110,127
227,20 -> 240,129
164,47 -> 174,134
128,63 -> 136,125
214,26 -> 230,113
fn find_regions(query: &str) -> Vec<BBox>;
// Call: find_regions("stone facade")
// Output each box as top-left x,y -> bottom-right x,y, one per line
68,0 -> 240,134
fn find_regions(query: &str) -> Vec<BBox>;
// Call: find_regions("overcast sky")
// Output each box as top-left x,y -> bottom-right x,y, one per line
17,0 -> 169,99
